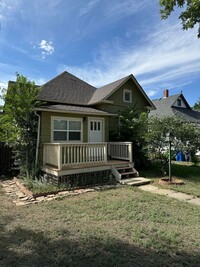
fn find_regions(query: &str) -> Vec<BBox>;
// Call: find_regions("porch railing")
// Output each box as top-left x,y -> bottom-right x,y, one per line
108,142 -> 132,162
43,142 -> 132,170
43,143 -> 107,170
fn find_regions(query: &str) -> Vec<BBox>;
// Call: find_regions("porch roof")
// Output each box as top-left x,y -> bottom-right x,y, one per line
35,104 -> 117,116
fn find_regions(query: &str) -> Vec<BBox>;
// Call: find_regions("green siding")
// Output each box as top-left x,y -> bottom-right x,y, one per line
95,79 -> 149,135
40,111 -> 109,144
39,111 -> 109,165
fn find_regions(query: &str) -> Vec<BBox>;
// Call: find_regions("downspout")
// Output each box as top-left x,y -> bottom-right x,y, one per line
34,111 -> 41,167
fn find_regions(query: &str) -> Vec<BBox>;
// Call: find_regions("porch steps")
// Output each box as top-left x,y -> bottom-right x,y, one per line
111,164 -> 138,181
111,164 -> 151,186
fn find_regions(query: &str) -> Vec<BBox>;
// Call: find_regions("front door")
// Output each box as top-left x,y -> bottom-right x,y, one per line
88,119 -> 104,142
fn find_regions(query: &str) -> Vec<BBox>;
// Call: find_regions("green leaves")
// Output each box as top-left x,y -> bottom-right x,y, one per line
159,0 -> 200,38
0,74 -> 40,178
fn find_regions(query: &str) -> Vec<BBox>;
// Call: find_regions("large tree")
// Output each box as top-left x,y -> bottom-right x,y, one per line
159,0 -> 200,38
0,74 -> 40,178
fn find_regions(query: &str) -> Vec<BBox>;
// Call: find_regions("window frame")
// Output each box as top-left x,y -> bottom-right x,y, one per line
123,89 -> 132,103
177,99 -> 182,107
51,116 -> 83,143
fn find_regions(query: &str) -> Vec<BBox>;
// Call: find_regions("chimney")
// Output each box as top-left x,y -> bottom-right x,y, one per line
164,89 -> 169,98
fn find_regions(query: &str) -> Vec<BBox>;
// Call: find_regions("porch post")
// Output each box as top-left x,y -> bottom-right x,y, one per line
128,143 -> 133,162
104,143 -> 107,163
57,144 -> 62,170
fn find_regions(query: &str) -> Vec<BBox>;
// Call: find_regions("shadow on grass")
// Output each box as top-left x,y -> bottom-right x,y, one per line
171,164 -> 200,182
0,216 -> 199,267
139,162 -> 200,182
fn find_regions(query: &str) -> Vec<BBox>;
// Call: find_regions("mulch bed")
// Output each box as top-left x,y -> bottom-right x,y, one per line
159,177 -> 185,185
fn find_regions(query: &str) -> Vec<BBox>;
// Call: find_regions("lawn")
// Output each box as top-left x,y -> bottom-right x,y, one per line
140,162 -> 200,197
0,182 -> 199,267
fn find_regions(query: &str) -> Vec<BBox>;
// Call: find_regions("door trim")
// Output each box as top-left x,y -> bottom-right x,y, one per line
88,117 -> 105,143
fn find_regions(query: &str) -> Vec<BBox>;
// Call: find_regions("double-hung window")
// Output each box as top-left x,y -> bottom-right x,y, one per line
52,117 -> 82,142
123,89 -> 132,103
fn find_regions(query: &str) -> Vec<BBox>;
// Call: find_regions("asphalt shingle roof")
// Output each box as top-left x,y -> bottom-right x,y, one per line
36,104 -> 116,116
150,95 -> 200,124
88,75 -> 130,104
37,71 -> 154,109
37,71 -> 96,105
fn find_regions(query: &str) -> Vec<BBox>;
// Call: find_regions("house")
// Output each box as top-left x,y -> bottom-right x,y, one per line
150,89 -> 200,161
35,71 -> 155,184
149,89 -> 200,124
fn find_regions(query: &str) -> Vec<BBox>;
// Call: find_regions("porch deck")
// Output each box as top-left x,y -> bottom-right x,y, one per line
42,142 -> 133,177
42,159 -> 130,177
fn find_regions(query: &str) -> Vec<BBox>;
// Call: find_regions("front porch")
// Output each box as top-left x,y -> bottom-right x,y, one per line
42,142 -> 133,177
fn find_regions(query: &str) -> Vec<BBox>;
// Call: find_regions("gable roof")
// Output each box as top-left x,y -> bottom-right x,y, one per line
37,71 -> 96,105
150,93 -> 200,124
89,74 -> 155,109
88,75 -> 130,104
37,71 -> 155,109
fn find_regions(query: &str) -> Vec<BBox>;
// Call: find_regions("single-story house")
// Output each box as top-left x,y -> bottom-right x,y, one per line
34,71 -> 155,183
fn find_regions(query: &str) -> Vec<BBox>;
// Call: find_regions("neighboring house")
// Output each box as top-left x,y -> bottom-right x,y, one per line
150,89 -> 200,124
35,71 -> 155,184
150,89 -> 200,161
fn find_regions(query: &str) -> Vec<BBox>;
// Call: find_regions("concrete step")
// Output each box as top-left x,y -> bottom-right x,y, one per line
119,177 -> 151,186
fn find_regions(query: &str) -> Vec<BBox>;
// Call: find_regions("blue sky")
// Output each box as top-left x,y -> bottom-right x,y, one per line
0,0 -> 200,106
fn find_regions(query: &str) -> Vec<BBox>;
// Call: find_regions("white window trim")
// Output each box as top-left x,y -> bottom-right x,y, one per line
51,116 -> 83,143
123,89 -> 132,103
88,117 -> 105,142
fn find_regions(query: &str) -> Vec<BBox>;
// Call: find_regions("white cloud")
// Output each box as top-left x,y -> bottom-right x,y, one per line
38,40 -> 54,59
79,0 -> 100,16
104,0 -> 149,21
58,22 -> 200,94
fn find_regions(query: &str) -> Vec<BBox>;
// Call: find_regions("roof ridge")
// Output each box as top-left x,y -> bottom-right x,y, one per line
152,93 -> 181,101
41,71 -> 97,90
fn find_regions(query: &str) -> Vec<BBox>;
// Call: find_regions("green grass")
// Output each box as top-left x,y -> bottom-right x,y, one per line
0,183 -> 199,267
140,162 -> 200,197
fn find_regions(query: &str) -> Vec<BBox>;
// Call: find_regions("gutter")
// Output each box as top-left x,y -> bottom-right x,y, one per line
34,111 -> 41,166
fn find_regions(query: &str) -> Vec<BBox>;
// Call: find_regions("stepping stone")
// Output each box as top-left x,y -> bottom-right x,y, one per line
16,192 -> 26,198
168,192 -> 194,201
58,191 -> 70,196
36,196 -> 46,202
153,189 -> 174,195
47,194 -> 55,198
15,201 -> 27,206
186,198 -> 200,206
1,184 -> 9,187
138,185 -> 159,192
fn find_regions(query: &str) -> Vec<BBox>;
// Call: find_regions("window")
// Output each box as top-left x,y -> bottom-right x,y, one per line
123,89 -> 132,103
52,117 -> 82,142
177,99 -> 181,107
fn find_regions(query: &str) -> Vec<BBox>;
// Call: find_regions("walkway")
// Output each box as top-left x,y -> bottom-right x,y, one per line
138,184 -> 200,206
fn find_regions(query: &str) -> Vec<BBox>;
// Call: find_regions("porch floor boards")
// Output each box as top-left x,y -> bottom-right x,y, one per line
61,160 -> 129,170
